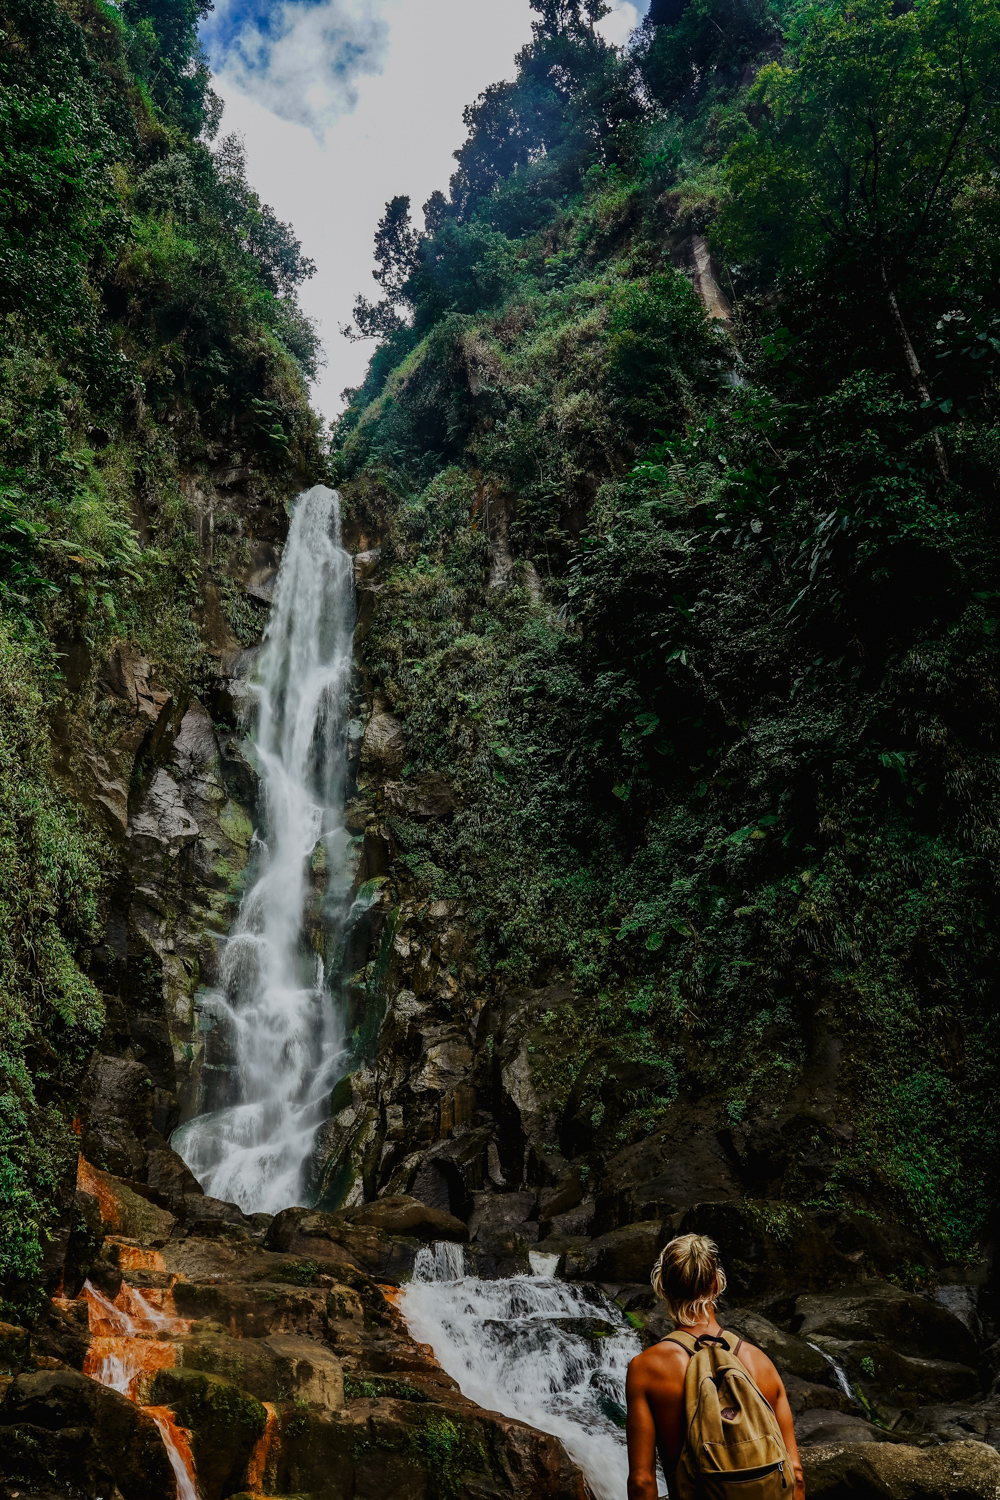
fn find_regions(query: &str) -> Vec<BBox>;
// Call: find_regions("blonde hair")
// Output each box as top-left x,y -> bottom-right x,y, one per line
650,1233 -> 727,1326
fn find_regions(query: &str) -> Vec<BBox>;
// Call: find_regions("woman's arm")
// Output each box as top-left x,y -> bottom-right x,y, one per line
626,1357 -> 660,1500
770,1379 -> 805,1500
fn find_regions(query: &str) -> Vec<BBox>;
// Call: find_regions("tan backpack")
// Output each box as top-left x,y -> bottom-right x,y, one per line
664,1329 -> 791,1499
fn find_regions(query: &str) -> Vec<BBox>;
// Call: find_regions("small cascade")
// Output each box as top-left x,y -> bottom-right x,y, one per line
807,1341 -> 855,1400
245,1401 -> 282,1493
58,1278 -> 199,1498
402,1244 -> 643,1500
173,484 -> 357,1214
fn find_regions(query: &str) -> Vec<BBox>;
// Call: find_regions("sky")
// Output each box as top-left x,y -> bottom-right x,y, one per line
200,0 -> 645,422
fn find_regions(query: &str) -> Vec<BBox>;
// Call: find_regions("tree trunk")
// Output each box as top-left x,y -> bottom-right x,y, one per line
880,265 -> 949,483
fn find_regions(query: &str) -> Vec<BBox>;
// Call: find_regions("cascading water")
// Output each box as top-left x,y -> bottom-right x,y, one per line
402,1245 -> 647,1500
173,485 -> 356,1213
64,1275 -> 200,1500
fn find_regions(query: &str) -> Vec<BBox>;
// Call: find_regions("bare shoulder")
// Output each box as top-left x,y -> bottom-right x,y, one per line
730,1336 -> 782,1397
629,1337 -> 689,1382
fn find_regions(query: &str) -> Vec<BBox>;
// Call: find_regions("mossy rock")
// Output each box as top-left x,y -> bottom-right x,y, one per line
150,1366 -> 267,1500
0,1322 -> 28,1376
178,1330 -> 289,1401
343,1374 -> 429,1403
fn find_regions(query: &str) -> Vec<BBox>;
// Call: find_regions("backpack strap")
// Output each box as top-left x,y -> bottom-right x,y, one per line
660,1329 -> 698,1356
720,1329 -> 747,1367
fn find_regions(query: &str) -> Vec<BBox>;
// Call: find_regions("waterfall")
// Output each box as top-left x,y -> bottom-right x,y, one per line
173,485 -> 355,1213
807,1341 -> 855,1400
402,1247 -> 645,1500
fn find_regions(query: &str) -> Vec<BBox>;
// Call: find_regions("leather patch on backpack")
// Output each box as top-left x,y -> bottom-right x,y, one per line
721,1408 -> 739,1420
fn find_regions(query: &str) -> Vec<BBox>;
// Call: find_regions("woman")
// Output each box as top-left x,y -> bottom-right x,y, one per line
625,1233 -> 805,1500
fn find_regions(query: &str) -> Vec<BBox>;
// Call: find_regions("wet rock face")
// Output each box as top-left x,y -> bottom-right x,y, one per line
0,1370 -> 176,1499
4,1159 -> 588,1500
802,1438 -> 1000,1498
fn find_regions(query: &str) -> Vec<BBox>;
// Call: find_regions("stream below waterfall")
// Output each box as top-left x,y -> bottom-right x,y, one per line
403,1243 -> 645,1500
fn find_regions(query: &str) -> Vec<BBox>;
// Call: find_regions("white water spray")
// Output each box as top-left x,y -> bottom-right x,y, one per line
174,485 -> 355,1213
402,1246 -> 643,1500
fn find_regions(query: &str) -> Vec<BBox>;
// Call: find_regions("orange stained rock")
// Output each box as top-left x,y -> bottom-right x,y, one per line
116,1282 -> 192,1334
81,1279 -> 137,1336
112,1242 -> 168,1274
76,1155 -> 123,1231
71,1276 -> 202,1498
245,1402 -> 281,1493
84,1334 -> 176,1400
379,1283 -> 402,1309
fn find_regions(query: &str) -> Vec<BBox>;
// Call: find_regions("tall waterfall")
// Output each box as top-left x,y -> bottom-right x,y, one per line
402,1247 -> 645,1500
173,485 -> 355,1213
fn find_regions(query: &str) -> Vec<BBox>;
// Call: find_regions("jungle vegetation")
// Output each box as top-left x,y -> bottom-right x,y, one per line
336,0 -> 1000,1256
0,0 -> 322,1311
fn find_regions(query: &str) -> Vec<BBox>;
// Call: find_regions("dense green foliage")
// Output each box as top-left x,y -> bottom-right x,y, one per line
0,0 -> 323,1310
338,0 -> 1000,1253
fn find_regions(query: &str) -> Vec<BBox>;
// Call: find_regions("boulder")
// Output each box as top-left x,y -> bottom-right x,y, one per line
27,1297 -> 92,1369
263,1207 -> 418,1280
892,1397 -> 1000,1447
353,547 -> 382,582
723,1308 -> 838,1386
783,1375 -> 857,1417
795,1408 -> 897,1445
802,1438 -> 1000,1498
0,1369 -> 174,1499
346,1195 -> 468,1243
270,1395 -> 588,1500
145,1132 -> 205,1213
578,1221 -> 665,1284
835,1342 -> 980,1403
263,1334 -> 344,1408
175,1327 -> 343,1408
76,1158 -> 176,1246
792,1286 -> 980,1366
384,773 -> 456,819
172,1278 -> 336,1340
361,711 -> 406,777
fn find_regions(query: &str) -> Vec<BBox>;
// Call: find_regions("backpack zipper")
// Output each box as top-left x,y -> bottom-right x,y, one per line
715,1460 -> 786,1485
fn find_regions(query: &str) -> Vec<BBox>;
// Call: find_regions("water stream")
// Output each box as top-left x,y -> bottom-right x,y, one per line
402,1244 -> 643,1500
173,484 -> 356,1213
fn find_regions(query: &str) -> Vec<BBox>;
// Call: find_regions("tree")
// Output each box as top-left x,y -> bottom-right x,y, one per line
717,0 -> 1000,481
341,196 -> 418,341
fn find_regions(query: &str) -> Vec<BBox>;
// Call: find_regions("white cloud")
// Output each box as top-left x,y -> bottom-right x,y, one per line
207,0 -> 389,140
597,0 -> 642,46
